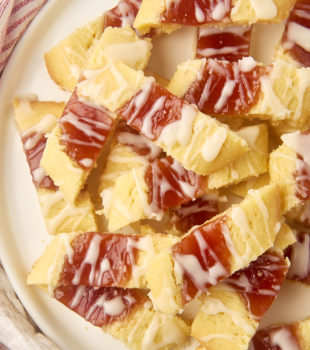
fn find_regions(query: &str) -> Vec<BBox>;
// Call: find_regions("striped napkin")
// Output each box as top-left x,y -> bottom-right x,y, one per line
0,3 -> 61,349
0,0 -> 46,74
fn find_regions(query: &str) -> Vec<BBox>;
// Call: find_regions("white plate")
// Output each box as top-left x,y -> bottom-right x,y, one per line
0,1 -> 310,350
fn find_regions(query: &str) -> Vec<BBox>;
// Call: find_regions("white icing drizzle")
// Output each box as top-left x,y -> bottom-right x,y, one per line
270,327 -> 300,350
202,126 -> 227,162
21,114 -> 58,150
215,80 -> 236,111
111,0 -> 140,27
141,96 -> 167,139
211,0 -> 231,21
236,125 -> 260,148
195,2 -> 205,22
250,0 -> 277,20
285,22 -> 310,53
287,233 -> 310,280
282,132 -> 310,165
157,103 -> 197,149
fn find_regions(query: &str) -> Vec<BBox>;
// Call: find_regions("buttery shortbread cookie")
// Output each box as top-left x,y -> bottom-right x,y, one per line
248,316 -> 310,350
227,173 -> 270,198
134,0 -> 295,35
171,184 -> 281,304
107,156 -> 207,232
77,59 -> 249,175
13,97 -> 97,234
27,231 -> 178,290
167,57 -> 310,133
53,285 -> 190,350
41,29 -> 152,203
191,248 -> 289,350
269,131 -> 310,213
45,0 -> 144,91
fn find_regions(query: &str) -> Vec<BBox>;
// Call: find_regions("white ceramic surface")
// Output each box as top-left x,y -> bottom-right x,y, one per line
0,1 -> 309,349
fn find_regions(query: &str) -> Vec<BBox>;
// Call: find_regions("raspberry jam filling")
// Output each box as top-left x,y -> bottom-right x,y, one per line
117,80 -> 188,142
103,0 -> 142,29
115,120 -> 162,161
59,91 -> 115,170
282,0 -> 310,67
249,325 -> 301,350
21,132 -> 57,190
170,194 -> 219,232
226,250 -> 289,320
54,285 -> 148,327
171,216 -> 232,303
196,26 -> 252,61
183,58 -> 267,115
59,232 -> 142,287
145,156 -> 206,212
162,0 -> 232,25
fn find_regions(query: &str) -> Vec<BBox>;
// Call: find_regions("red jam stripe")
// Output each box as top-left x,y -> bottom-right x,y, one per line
54,286 -> 148,327
117,80 -> 187,142
103,0 -> 142,29
162,0 -> 232,25
21,131 -> 57,190
59,90 -> 115,170
182,58 -> 267,115
59,232 -> 142,287
171,216 -> 232,303
248,325 -> 301,350
285,232 -> 310,285
196,26 -> 252,61
170,194 -> 219,232
115,120 -> 162,161
145,156 -> 206,213
282,0 -> 310,67
226,250 -> 289,321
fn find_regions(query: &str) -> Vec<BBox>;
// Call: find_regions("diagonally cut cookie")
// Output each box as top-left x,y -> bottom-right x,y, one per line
196,25 -> 252,61
13,97 -> 97,235
191,248 -> 289,350
107,156 -> 208,232
248,316 -> 310,350
227,173 -> 270,198
171,184 -> 281,304
41,28 -> 153,203
45,0 -> 144,91
133,0 -> 295,35
27,232 -> 178,291
167,57 -> 310,132
269,131 -> 310,213
53,285 -> 190,350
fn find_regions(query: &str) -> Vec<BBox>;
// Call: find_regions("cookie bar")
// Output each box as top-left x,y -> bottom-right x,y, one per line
248,316 -> 310,350
13,97 -> 97,234
134,0 -> 295,35
196,25 -> 252,61
45,0 -> 144,91
275,0 -> 310,68
41,30 -> 152,203
167,57 -> 310,132
54,285 -> 190,350
27,232 -> 178,290
99,120 -> 162,218
191,248 -> 289,350
107,156 -> 207,231
171,184 -> 281,303
269,131 -> 310,213
207,124 -> 269,189
285,231 -> 310,286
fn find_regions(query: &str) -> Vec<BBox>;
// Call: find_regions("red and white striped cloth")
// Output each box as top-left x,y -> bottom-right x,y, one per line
0,0 -> 47,74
